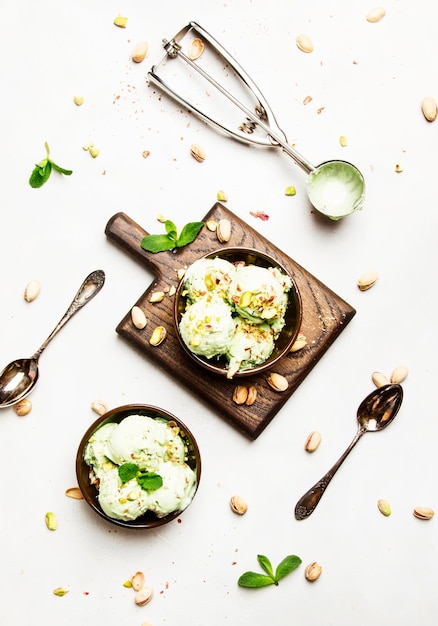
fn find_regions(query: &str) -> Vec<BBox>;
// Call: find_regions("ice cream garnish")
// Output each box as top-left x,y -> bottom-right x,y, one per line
141,219 -> 204,253
118,462 -> 163,492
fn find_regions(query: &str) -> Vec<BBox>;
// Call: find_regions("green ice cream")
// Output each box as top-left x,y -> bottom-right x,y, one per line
229,264 -> 291,324
84,414 -> 197,521
179,297 -> 236,359
182,257 -> 236,303
178,257 -> 293,377
227,318 -> 275,378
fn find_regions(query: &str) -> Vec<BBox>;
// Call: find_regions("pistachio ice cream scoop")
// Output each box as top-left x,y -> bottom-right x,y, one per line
179,297 -> 236,358
182,257 -> 236,303
227,318 -> 275,378
229,264 -> 291,324
83,414 -> 198,522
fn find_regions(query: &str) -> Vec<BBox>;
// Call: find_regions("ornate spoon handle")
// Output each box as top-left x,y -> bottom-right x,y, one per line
294,427 -> 365,520
32,270 -> 105,359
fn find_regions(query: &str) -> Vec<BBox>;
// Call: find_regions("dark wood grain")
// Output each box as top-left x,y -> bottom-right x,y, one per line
105,204 -> 356,439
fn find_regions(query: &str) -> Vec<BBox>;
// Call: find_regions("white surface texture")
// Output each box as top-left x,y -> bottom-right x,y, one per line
1,1 -> 437,625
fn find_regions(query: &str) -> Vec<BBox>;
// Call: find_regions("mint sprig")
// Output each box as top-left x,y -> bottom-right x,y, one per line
141,219 -> 204,253
238,554 -> 302,588
29,142 -> 72,188
118,462 -> 163,492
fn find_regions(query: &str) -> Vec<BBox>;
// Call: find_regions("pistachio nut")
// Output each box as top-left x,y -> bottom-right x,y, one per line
190,144 -> 206,162
304,431 -> 322,452
230,495 -> 248,515
149,326 -> 166,346
233,385 -> 248,405
413,506 -> 434,520
24,279 -> 41,302
189,37 -> 205,60
216,218 -> 231,243
131,571 -> 145,591
53,586 -> 69,597
149,291 -> 165,303
296,34 -> 314,53
13,398 -> 32,416
135,586 -> 154,606
132,41 -> 148,63
114,16 -> 128,28
290,334 -> 307,352
91,399 -> 108,416
371,371 -> 390,388
377,498 -> 391,517
304,562 -> 322,582
65,487 -> 84,499
131,305 -> 147,329
217,190 -> 228,202
366,7 -> 386,22
45,511 -> 58,531
245,385 -> 257,406
421,97 -> 438,122
357,270 -> 378,291
267,372 -> 288,392
206,220 -> 218,231
390,365 -> 409,384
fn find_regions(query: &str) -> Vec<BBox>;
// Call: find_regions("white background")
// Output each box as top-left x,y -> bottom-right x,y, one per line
1,1 -> 438,624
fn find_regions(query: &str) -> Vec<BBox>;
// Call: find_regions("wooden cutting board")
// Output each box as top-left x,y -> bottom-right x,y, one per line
105,204 -> 356,439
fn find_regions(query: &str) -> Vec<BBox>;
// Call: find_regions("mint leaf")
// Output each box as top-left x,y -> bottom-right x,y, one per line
176,221 -> 204,248
140,220 -> 204,253
136,472 -> 163,492
141,234 -> 177,253
274,555 -> 302,583
29,160 -> 52,188
29,142 -> 72,188
238,554 -> 302,589
118,463 -> 139,483
257,555 -> 274,579
238,572 -> 274,588
165,220 -> 178,242
51,162 -> 73,176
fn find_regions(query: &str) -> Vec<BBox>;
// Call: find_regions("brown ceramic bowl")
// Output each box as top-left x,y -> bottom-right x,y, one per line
76,404 -> 201,529
174,247 -> 302,377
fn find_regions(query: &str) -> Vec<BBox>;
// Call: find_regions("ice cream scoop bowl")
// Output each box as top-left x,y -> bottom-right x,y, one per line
174,247 -> 302,378
76,404 -> 201,529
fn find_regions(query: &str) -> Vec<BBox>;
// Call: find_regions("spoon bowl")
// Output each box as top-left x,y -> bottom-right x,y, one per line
294,384 -> 403,520
0,269 -> 105,408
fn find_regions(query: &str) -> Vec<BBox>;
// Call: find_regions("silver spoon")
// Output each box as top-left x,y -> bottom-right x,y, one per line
0,269 -> 105,408
294,384 -> 403,520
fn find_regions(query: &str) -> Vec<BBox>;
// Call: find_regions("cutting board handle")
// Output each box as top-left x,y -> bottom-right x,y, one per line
105,212 -> 172,275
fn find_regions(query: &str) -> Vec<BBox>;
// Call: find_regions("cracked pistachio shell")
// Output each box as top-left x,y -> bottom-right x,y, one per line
421,97 -> 438,122
372,371 -> 390,388
366,7 -> 386,22
131,571 -> 145,591
135,586 -> 154,606
132,41 -> 148,63
413,506 -> 434,520
305,562 -> 322,582
230,495 -> 248,515
296,34 -> 314,53
357,270 -> 378,291
304,431 -> 322,452
24,279 -> 41,302
390,365 -> 409,384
